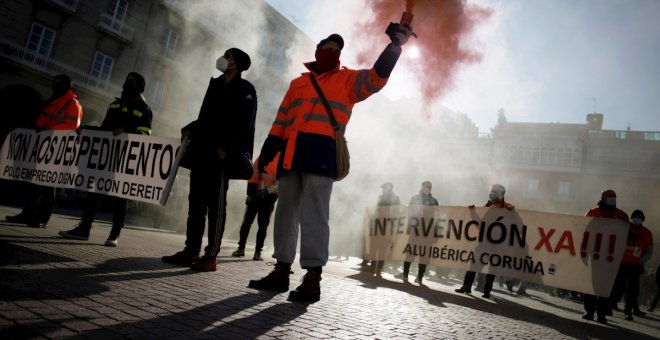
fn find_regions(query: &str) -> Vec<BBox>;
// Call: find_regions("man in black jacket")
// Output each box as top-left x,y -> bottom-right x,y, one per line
59,72 -> 152,246
162,48 -> 257,272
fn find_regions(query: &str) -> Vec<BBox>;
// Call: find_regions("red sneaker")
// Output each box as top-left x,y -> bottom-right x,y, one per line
190,256 -> 217,272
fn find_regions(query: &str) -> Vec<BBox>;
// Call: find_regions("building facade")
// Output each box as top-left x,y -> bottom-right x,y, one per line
0,0 -> 312,232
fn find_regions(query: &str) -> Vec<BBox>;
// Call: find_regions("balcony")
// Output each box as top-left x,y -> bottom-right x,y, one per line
47,0 -> 78,13
0,37 -> 120,96
97,13 -> 134,42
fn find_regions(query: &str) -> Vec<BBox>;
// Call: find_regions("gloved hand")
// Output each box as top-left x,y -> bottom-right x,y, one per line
257,160 -> 267,173
386,24 -> 412,47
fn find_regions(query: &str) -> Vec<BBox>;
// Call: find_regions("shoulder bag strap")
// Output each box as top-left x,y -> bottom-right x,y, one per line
309,74 -> 340,132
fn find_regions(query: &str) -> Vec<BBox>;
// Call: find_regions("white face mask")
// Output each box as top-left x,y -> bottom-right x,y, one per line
632,217 -> 643,226
216,56 -> 229,72
606,197 -> 617,207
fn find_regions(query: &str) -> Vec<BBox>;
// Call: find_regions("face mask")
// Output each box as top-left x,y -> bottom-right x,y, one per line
489,192 -> 497,201
121,82 -> 139,98
216,56 -> 229,72
314,48 -> 340,73
632,217 -> 642,226
606,197 -> 616,207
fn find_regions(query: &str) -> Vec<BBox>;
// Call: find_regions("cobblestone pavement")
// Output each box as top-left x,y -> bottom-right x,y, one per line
1,205 -> 659,339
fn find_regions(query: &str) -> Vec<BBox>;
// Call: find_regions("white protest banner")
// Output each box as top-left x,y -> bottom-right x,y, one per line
0,128 -> 182,206
363,205 -> 628,296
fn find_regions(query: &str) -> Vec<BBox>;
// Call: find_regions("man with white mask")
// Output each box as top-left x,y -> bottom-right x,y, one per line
162,48 -> 257,272
455,184 -> 514,299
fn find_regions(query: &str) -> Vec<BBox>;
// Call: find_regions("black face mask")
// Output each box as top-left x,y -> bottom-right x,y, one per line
121,83 -> 139,98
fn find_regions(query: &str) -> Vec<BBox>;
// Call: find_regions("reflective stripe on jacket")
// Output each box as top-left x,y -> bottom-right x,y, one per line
268,63 -> 388,178
248,153 -> 279,193
35,90 -> 83,130
102,97 -> 153,135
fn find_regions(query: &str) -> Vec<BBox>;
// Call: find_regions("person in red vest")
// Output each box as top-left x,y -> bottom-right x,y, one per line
248,25 -> 412,302
231,154 -> 279,261
582,189 -> 629,324
610,209 -> 653,321
5,74 -> 83,228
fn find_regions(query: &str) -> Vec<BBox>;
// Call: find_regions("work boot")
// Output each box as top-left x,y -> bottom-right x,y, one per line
232,248 -> 245,257
253,252 -> 263,261
288,271 -> 321,303
248,263 -> 292,292
161,249 -> 200,266
190,255 -> 217,272
455,287 -> 471,294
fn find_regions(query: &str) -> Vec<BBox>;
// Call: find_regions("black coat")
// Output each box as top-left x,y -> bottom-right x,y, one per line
183,75 -> 257,178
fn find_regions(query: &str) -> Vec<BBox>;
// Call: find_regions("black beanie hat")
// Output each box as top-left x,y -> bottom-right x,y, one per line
127,72 -> 146,93
53,74 -> 72,90
631,209 -> 645,221
317,34 -> 344,51
227,48 -> 251,72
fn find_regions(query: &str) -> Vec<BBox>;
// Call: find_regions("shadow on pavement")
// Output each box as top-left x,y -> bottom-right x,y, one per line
344,269 -> 657,340
0,241 -> 198,301
79,293 -> 308,338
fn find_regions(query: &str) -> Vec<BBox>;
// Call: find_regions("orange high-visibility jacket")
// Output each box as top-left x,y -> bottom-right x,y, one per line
248,153 -> 279,194
35,90 -> 83,130
267,63 -> 389,178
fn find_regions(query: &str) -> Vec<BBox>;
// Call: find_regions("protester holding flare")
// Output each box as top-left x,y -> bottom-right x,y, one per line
248,20 -> 413,302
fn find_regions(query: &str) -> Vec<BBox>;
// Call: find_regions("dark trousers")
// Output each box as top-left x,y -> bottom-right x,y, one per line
237,194 -> 277,253
462,271 -> 495,294
583,294 -> 610,318
185,166 -> 228,257
20,183 -> 55,223
610,263 -> 644,313
79,192 -> 127,240
403,261 -> 426,278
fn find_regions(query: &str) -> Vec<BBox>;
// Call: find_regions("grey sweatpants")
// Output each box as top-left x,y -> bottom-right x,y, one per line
272,171 -> 333,268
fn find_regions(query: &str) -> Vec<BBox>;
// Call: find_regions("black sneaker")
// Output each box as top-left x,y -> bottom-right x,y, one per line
632,309 -> 646,317
5,213 -> 30,224
288,271 -> 321,303
248,263 -> 292,292
161,250 -> 200,266
58,227 -> 89,240
253,252 -> 263,261
232,248 -> 245,257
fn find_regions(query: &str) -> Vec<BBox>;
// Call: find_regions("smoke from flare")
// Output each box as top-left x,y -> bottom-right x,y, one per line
355,0 -> 491,119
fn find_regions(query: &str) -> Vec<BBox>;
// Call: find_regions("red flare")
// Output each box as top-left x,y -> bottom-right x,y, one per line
355,0 -> 492,120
